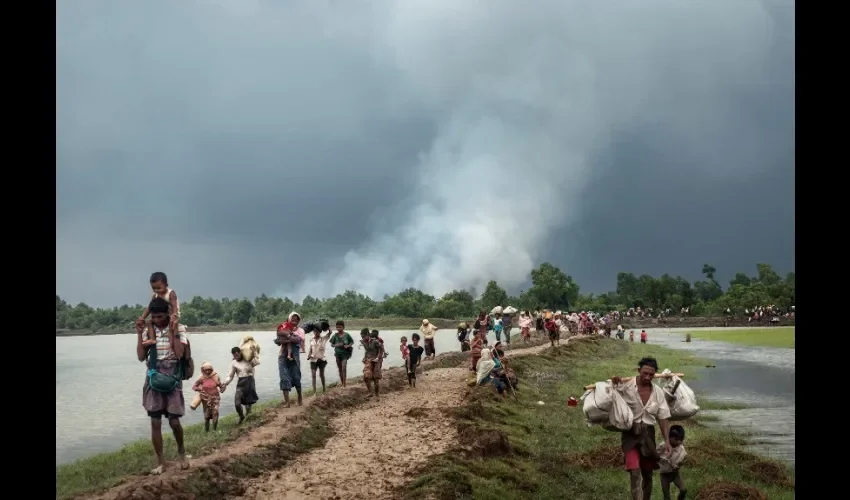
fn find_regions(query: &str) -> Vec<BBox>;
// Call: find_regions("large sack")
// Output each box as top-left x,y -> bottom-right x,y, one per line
240,335 -> 261,362
581,381 -> 613,424
608,389 -> 634,431
660,369 -> 699,420
503,306 -> 518,315
490,306 -> 504,315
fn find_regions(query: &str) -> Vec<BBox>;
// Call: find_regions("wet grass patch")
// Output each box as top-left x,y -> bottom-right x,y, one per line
698,400 -> 751,411
687,327 -> 795,348
402,338 -> 795,500
56,396 -> 282,499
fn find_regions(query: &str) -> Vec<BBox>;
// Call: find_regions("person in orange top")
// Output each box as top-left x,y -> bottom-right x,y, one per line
640,330 -> 648,344
191,362 -> 223,432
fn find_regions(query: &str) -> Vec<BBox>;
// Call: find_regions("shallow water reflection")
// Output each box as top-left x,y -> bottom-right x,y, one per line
56,329 -> 465,465
649,328 -> 795,467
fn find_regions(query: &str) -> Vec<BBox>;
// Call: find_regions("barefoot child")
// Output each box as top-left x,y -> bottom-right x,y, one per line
373,329 -> 390,358
407,333 -> 425,388
399,336 -> 410,373
657,425 -> 688,500
640,329 -> 648,344
136,272 -> 180,345
191,362 -> 223,432
629,330 -> 635,342
361,329 -> 383,398
275,321 -> 297,360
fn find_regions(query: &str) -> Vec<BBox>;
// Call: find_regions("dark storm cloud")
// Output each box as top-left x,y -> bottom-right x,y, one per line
57,0 -> 795,307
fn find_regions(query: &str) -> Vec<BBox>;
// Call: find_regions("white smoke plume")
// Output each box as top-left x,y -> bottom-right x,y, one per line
282,0 -> 790,301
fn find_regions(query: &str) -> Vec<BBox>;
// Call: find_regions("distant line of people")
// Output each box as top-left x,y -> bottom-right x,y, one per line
132,270 -> 709,477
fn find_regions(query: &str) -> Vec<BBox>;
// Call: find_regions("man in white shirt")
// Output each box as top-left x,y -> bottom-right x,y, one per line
612,357 -> 672,500
137,297 -> 190,475
420,319 -> 439,360
307,322 -> 331,394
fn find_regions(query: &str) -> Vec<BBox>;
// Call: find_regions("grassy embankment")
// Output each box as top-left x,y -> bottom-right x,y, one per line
56,335 -> 550,499
56,337 -> 794,499
56,390 -> 293,499
687,326 -> 795,348
56,316 -> 796,336
403,338 -> 795,500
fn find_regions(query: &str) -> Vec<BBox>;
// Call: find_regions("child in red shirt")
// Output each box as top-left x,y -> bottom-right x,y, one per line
640,329 -> 648,343
400,335 -> 410,371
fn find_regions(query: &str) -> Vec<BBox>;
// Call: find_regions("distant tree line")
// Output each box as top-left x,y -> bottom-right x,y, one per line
55,262 -> 794,331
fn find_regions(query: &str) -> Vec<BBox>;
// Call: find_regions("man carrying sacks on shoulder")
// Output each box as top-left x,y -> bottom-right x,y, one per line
611,356 -> 672,500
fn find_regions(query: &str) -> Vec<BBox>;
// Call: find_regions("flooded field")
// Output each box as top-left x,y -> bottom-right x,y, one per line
55,329 -> 463,465
57,326 -> 795,469
650,327 -> 795,468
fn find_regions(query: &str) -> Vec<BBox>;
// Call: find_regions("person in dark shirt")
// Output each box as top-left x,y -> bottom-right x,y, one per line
457,323 -> 471,352
501,313 -> 512,344
407,333 -> 426,388
492,341 -> 505,359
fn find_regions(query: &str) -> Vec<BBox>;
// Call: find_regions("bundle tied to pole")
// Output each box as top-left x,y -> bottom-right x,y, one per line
583,372 -> 685,391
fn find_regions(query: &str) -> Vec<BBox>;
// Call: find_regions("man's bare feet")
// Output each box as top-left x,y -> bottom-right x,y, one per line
150,465 -> 165,475
179,454 -> 190,470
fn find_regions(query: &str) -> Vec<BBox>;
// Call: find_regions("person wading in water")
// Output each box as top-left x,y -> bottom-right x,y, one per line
137,297 -> 190,475
611,357 -> 672,500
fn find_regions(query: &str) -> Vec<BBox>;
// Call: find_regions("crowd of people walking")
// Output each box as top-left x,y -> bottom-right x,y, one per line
134,270 -> 784,483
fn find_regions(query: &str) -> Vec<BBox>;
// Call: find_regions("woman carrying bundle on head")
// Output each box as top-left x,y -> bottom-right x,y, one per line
519,311 -> 533,342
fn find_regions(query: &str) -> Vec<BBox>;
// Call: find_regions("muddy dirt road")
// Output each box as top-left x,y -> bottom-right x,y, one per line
79,339 -> 560,500
240,341 -> 558,500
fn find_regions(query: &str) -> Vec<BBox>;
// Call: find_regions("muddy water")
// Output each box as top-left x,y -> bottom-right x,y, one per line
649,328 -> 794,468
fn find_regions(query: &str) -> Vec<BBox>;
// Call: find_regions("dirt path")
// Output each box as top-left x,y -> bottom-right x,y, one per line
78,339 -> 561,500
81,397 -> 314,500
239,340 -> 564,500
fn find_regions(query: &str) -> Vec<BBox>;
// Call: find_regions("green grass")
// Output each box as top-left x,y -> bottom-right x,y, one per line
403,338 -> 794,500
54,340 -> 517,500
687,327 -> 795,348
697,400 -> 750,411
56,396 -> 287,499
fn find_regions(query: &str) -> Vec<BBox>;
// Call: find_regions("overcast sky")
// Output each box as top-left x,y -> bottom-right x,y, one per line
57,0 -> 795,308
